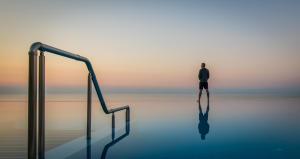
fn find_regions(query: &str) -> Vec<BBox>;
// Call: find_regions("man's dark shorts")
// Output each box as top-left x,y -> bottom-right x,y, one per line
199,82 -> 208,90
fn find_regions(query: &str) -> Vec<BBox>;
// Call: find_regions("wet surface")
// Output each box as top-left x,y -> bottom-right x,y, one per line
0,93 -> 300,158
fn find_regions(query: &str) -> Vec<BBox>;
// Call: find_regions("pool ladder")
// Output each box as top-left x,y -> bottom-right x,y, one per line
27,42 -> 130,159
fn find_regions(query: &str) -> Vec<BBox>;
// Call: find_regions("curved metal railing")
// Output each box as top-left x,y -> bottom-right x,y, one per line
27,42 -> 130,159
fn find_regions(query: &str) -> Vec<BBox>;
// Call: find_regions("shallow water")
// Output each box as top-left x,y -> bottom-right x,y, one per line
0,93 -> 299,159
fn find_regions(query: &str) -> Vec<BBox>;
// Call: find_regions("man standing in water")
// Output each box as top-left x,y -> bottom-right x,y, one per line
198,63 -> 210,101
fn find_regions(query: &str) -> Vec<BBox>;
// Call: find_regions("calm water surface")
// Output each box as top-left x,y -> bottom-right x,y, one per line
0,93 -> 299,159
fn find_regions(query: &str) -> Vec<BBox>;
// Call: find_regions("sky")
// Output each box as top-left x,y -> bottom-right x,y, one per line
0,0 -> 299,93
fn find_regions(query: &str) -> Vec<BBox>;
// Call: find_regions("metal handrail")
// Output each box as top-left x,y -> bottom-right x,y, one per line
29,42 -> 129,114
27,42 -> 130,159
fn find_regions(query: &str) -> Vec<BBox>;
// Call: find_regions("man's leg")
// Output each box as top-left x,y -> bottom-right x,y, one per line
199,89 -> 203,101
204,82 -> 209,99
206,89 -> 209,99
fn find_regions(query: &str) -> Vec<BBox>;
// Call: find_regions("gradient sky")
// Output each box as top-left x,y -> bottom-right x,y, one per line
0,0 -> 299,93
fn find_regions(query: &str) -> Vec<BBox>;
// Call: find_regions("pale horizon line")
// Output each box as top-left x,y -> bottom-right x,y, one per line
1,85 -> 300,95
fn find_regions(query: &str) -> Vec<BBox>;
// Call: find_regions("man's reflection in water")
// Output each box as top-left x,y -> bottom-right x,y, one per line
198,102 -> 210,140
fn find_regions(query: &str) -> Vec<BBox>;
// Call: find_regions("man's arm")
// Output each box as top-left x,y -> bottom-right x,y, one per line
198,70 -> 202,80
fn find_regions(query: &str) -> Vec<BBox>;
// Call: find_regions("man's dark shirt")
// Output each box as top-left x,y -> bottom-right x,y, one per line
198,68 -> 210,82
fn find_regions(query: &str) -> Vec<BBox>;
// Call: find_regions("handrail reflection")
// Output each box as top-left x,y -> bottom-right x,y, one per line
100,121 -> 130,159
198,102 -> 210,140
85,122 -> 130,159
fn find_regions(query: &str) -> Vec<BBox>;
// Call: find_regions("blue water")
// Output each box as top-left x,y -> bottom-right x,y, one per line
0,93 -> 299,158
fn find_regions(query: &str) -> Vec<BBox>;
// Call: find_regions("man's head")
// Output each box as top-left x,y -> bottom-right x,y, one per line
201,63 -> 206,68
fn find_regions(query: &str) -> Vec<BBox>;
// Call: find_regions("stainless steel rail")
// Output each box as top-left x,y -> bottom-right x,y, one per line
28,42 -> 130,159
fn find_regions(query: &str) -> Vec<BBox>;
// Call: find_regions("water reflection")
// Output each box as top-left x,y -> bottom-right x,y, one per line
86,139 -> 91,159
198,102 -> 210,140
80,112 -> 130,159
100,121 -> 130,159
84,121 -> 130,159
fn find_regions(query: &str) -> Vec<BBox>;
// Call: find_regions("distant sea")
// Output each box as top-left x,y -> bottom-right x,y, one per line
0,92 -> 299,158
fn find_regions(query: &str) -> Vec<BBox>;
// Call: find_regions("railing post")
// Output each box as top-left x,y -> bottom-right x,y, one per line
38,51 -> 45,159
86,138 -> 91,159
28,51 -> 38,159
126,108 -> 130,122
87,73 -> 92,140
125,119 -> 130,133
112,113 -> 115,140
